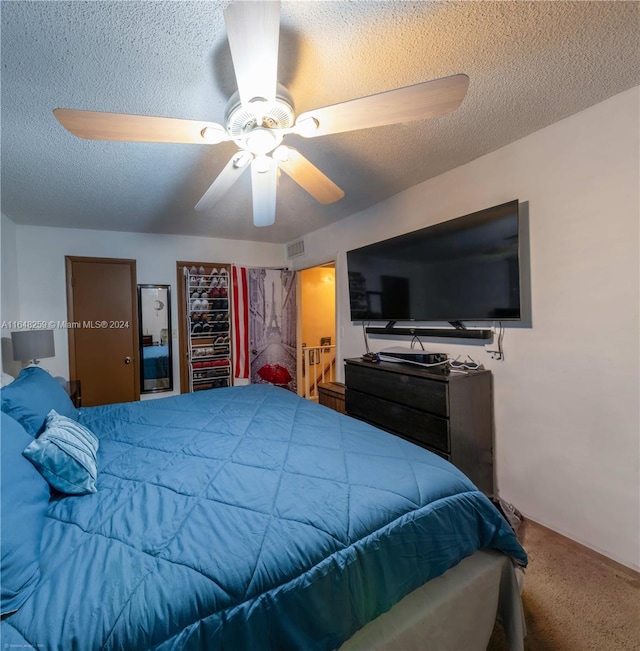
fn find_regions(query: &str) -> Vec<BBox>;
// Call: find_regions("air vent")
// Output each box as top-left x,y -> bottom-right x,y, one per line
287,239 -> 305,258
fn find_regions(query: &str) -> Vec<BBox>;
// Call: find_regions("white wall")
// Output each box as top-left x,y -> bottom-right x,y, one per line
10,226 -> 286,393
292,86 -> 640,570
1,214 -> 19,321
1,213 -> 22,376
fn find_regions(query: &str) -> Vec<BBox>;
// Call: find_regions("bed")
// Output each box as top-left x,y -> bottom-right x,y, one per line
1,367 -> 527,650
142,344 -> 170,379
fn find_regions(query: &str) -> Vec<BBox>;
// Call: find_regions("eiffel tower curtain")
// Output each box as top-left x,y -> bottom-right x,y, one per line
235,267 -> 297,392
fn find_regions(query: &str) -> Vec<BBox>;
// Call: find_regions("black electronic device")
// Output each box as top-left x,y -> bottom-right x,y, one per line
379,348 -> 448,365
347,200 -> 521,324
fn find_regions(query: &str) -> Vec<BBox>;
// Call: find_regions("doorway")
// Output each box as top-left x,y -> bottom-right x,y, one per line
298,262 -> 336,401
66,256 -> 139,406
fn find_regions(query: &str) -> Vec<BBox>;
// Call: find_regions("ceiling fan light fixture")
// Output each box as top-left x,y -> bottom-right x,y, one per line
272,145 -> 290,163
294,116 -> 319,137
200,125 -> 228,143
232,150 -> 253,169
243,127 -> 282,156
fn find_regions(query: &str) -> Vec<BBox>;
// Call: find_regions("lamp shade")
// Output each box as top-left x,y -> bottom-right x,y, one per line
11,330 -> 55,363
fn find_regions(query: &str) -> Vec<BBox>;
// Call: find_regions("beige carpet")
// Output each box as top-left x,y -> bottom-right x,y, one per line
487,519 -> 640,651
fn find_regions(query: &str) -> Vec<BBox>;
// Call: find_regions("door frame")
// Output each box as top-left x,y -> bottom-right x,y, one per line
296,259 -> 338,396
65,256 -> 139,401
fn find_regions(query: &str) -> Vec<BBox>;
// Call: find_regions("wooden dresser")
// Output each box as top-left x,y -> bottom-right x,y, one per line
344,358 -> 494,496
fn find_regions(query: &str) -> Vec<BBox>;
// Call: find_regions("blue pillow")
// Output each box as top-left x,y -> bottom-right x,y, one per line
0,366 -> 79,437
23,410 -> 99,495
1,412 -> 51,615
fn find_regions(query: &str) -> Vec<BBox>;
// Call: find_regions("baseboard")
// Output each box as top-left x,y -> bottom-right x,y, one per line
523,518 -> 640,581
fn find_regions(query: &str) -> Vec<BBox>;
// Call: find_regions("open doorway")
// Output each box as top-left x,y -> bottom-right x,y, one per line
298,262 -> 336,401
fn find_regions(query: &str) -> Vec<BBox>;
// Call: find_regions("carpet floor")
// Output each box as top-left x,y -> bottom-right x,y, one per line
487,519 -> 640,651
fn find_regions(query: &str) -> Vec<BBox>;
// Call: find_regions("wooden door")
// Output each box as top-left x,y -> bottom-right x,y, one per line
66,257 -> 139,406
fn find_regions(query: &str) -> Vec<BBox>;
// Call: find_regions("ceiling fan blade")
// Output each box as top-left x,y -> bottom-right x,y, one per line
195,151 -> 252,212
250,156 -> 277,227
274,147 -> 344,205
224,0 -> 280,106
295,74 -> 469,138
54,108 -> 230,144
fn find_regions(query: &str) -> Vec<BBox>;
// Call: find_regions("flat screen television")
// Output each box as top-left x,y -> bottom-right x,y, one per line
347,200 -> 521,323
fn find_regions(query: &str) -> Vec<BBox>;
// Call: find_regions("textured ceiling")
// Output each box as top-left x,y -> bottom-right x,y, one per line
1,1 -> 639,244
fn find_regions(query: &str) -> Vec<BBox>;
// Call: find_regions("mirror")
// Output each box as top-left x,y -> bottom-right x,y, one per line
138,285 -> 173,393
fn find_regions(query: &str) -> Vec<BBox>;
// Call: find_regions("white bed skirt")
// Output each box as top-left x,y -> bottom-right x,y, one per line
339,549 -> 526,651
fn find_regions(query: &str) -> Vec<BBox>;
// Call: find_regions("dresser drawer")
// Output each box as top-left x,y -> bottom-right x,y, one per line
345,364 -> 449,417
346,389 -> 450,453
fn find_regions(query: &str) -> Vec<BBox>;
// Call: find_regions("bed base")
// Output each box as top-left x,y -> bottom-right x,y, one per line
339,549 -> 525,651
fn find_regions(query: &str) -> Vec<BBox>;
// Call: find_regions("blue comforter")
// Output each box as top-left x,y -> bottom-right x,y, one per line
143,344 -> 169,379
3,385 -> 526,650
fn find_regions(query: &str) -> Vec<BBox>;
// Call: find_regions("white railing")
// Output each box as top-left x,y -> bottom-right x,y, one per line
302,345 -> 336,401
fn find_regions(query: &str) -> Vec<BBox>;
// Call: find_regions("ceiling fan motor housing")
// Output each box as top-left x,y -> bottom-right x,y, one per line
225,84 -> 295,148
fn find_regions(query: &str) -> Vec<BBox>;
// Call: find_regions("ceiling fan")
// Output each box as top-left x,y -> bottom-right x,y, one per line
53,1 -> 469,227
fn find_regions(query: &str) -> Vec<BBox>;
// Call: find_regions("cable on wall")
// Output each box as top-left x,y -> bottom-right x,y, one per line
486,321 -> 505,361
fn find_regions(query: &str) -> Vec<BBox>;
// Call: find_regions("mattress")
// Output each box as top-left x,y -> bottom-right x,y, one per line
3,384 -> 526,650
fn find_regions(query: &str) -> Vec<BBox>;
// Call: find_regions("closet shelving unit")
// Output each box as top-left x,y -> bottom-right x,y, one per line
182,263 -> 233,392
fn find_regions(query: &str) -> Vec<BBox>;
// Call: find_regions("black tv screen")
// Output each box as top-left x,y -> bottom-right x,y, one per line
347,200 -> 521,322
